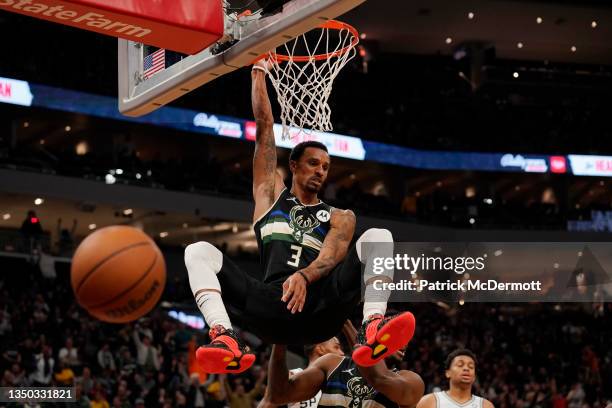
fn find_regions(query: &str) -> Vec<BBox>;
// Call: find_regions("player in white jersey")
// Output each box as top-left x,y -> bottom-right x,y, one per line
258,337 -> 345,408
416,349 -> 493,408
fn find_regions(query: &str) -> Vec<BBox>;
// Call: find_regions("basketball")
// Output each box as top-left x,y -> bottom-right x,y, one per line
70,226 -> 166,323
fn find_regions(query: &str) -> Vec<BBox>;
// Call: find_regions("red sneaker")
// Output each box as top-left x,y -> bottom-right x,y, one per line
352,312 -> 416,367
196,326 -> 256,374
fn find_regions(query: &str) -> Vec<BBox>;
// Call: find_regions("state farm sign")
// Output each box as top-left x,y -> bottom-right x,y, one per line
0,0 -> 223,54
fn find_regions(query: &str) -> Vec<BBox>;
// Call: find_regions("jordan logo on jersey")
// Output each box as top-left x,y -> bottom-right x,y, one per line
289,204 -> 320,243
346,377 -> 376,408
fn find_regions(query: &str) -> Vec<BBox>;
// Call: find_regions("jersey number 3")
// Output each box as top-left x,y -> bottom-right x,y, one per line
287,244 -> 302,267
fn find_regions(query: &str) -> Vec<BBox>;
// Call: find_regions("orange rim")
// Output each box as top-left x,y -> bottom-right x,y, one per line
261,20 -> 359,63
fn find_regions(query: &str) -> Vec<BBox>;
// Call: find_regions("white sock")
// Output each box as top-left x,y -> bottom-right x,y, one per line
356,228 -> 394,323
362,301 -> 387,322
185,241 -> 232,330
194,291 -> 232,330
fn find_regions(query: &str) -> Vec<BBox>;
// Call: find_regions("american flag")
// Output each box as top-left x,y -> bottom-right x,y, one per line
143,48 -> 165,80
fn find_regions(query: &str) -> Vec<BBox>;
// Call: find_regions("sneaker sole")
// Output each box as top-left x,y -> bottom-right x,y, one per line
352,311 -> 416,367
196,346 -> 256,374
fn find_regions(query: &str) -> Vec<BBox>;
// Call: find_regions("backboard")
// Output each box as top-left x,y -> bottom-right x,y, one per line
118,0 -> 366,117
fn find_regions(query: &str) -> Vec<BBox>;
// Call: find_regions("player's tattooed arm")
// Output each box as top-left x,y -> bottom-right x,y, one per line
302,208 -> 356,283
283,209 -> 355,313
267,345 -> 333,404
251,60 -> 284,222
357,363 -> 425,408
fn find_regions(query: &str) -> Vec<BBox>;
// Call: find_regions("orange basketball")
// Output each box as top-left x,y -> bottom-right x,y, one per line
71,226 -> 166,323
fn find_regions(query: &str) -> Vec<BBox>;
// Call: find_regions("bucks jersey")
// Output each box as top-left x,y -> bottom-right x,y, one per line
254,188 -> 333,283
434,392 -> 483,408
318,357 -> 398,408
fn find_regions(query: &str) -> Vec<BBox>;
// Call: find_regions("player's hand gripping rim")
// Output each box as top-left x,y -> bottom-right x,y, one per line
281,270 -> 309,314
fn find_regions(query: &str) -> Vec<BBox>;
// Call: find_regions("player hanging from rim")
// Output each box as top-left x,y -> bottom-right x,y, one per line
258,336 -> 345,408
416,349 -> 494,408
184,58 -> 415,374
265,320 -> 424,408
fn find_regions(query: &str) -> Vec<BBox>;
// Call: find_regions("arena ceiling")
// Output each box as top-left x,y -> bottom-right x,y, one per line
344,0 -> 612,64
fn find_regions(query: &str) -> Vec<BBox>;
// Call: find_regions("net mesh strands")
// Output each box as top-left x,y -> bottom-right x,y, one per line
264,20 -> 358,140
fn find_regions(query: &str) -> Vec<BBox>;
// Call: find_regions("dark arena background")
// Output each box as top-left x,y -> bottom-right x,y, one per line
0,0 -> 611,407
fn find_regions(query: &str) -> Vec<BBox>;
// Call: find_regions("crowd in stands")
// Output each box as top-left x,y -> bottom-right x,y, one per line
0,254 -> 611,408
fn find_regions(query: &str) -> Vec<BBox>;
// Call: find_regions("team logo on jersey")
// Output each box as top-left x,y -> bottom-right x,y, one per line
316,209 -> 331,222
346,377 -> 376,408
289,204 -> 320,243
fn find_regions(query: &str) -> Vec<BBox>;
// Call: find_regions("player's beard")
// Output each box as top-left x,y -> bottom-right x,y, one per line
306,177 -> 323,193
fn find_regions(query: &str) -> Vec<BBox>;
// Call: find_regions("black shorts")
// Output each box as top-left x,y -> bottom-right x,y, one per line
217,245 -> 362,344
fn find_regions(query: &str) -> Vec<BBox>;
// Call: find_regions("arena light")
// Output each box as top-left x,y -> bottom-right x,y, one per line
88,224 -> 97,230
39,139 -> 45,145
182,223 -> 189,228
536,17 -> 543,24
105,174 -> 116,184
34,198 -> 44,206
591,20 -> 597,28
23,121 -> 29,128
571,46 -> 577,52
445,37 -> 453,44
483,198 -> 493,205
75,141 -> 88,156
359,32 -> 367,39
2,213 -> 10,220
517,42 -> 523,49
135,173 -> 142,180
65,125 -> 71,132
469,218 -> 476,225
123,208 -> 133,216
116,168 -> 124,175
513,72 -> 519,78
468,12 -> 474,20
159,231 -> 169,238
494,249 -> 503,256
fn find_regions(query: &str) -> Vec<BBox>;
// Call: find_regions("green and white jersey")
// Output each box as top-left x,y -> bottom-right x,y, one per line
318,357 -> 398,408
254,188 -> 333,283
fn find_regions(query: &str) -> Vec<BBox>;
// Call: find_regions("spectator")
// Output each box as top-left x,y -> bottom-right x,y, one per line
567,383 -> 585,408
133,326 -> 160,371
56,218 -> 77,255
58,337 -> 80,368
91,390 -> 111,408
75,366 -> 94,395
73,384 -> 91,408
55,362 -> 74,386
117,348 -> 137,378
98,343 -> 116,371
29,345 -> 54,386
221,368 -> 266,408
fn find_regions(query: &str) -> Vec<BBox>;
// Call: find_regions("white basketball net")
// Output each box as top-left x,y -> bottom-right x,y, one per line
265,21 -> 358,140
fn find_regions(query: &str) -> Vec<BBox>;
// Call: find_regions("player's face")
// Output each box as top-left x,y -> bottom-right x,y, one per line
446,355 -> 476,385
321,337 -> 345,357
291,147 -> 330,193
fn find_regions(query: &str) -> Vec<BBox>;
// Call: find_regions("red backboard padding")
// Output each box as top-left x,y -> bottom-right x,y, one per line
0,0 -> 224,54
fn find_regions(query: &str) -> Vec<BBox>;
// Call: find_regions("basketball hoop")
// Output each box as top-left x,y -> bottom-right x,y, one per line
262,20 -> 359,140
